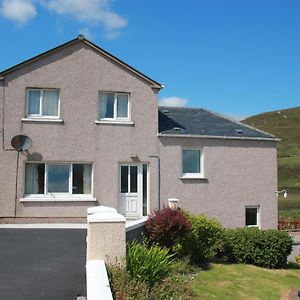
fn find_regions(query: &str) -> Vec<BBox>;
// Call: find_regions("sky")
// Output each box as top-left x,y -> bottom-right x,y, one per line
0,0 -> 300,120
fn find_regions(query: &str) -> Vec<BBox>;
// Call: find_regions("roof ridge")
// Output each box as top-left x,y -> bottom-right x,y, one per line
0,35 -> 163,89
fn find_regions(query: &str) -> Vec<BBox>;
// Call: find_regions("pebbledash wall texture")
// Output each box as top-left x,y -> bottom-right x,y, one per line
0,36 -> 278,228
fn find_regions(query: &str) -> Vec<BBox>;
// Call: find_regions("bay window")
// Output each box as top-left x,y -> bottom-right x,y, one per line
25,163 -> 92,196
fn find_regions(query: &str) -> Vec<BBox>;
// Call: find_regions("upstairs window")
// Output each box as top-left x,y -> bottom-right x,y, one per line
26,89 -> 59,118
182,149 -> 203,178
99,93 -> 129,120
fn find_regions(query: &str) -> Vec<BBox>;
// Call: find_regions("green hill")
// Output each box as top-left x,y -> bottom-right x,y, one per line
243,106 -> 300,220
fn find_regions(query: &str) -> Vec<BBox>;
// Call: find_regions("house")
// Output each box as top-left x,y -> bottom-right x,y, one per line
0,35 -> 278,228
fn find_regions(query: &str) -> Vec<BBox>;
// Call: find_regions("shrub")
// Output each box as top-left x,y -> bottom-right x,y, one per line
178,213 -> 224,264
107,260 -> 197,300
107,264 -> 149,300
145,207 -> 192,249
295,254 -> 300,266
220,228 -> 293,269
126,241 -> 175,288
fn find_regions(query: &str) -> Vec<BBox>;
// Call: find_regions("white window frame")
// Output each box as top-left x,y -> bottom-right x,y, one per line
22,162 -> 95,202
181,148 -> 205,179
245,206 -> 260,229
26,88 -> 60,119
98,92 -> 130,122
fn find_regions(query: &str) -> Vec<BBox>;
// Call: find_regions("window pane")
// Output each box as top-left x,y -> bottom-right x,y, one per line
117,95 -> 128,118
99,93 -> 114,119
43,90 -> 59,116
25,163 -> 45,194
130,166 -> 138,193
48,164 -> 69,193
182,150 -> 200,173
121,166 -> 128,193
73,164 -> 92,194
28,90 -> 41,115
246,207 -> 258,226
142,164 -> 147,216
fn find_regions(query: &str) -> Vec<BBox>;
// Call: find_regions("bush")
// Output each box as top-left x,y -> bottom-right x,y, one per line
178,213 -> 224,264
126,241 -> 175,288
107,264 -> 149,300
219,228 -> 293,269
295,254 -> 300,266
145,207 -> 192,249
108,260 -> 197,300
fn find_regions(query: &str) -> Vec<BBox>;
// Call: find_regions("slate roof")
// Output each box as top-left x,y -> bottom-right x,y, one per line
158,107 -> 276,140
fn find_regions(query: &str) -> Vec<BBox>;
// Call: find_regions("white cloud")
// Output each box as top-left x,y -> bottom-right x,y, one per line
1,0 -> 36,24
158,97 -> 189,107
45,0 -> 127,37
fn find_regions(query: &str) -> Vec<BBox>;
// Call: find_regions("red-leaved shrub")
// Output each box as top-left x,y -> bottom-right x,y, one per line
145,207 -> 192,249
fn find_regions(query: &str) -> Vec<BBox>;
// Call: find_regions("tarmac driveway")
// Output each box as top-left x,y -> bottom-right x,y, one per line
0,228 -> 86,300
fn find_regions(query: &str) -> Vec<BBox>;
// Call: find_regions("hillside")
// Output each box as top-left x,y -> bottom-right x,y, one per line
243,106 -> 300,219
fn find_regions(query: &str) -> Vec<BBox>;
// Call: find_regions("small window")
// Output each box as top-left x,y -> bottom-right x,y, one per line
245,206 -> 260,228
26,89 -> 59,118
25,163 -> 92,196
99,93 -> 129,120
182,149 -> 202,176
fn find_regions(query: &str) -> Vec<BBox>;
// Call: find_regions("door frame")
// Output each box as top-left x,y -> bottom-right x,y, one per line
118,162 -> 149,218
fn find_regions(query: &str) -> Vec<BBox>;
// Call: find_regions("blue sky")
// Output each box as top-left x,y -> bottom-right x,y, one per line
1,0 -> 300,119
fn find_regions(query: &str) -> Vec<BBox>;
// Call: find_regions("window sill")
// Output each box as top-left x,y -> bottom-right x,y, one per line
20,196 -> 97,202
180,175 -> 208,180
95,120 -> 134,126
22,118 -> 64,123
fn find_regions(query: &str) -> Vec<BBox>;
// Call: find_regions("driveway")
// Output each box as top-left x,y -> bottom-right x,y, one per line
0,228 -> 86,300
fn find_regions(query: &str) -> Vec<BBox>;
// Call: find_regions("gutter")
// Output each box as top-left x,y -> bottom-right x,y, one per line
157,133 -> 280,142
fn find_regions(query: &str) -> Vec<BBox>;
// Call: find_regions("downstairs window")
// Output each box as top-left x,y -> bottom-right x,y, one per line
25,163 -> 92,196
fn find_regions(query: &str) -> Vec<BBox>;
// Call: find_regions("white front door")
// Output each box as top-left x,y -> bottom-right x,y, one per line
119,164 -> 142,217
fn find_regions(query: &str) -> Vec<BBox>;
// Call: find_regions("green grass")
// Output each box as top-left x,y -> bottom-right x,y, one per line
243,106 -> 300,220
192,263 -> 300,300
278,189 -> 300,220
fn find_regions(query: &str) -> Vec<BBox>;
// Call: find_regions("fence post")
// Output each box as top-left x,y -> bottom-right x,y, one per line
87,206 -> 126,264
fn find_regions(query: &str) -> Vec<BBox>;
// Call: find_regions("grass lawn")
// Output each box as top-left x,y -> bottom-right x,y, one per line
192,263 -> 300,300
278,188 -> 300,220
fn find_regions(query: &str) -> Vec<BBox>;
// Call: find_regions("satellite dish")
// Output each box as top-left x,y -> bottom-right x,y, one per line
11,134 -> 32,151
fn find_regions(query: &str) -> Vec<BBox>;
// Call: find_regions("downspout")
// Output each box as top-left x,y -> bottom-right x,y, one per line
149,155 -> 160,211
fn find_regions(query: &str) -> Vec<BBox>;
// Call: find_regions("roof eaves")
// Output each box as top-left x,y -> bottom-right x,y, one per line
158,133 -> 280,142
83,39 -> 163,89
0,38 -> 79,77
0,36 -> 164,89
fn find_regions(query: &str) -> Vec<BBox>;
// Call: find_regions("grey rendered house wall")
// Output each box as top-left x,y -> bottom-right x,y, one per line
0,42 -> 159,220
159,137 -> 278,229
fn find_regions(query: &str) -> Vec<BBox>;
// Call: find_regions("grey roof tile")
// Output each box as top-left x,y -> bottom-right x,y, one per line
158,106 -> 275,139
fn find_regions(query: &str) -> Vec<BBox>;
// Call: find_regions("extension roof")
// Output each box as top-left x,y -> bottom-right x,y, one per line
0,35 -> 163,89
158,106 -> 277,141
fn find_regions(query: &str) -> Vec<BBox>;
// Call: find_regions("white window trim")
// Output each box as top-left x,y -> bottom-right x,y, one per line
26,88 -> 60,119
23,162 -> 94,201
245,206 -> 261,229
98,92 -> 130,122
181,148 -> 205,179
